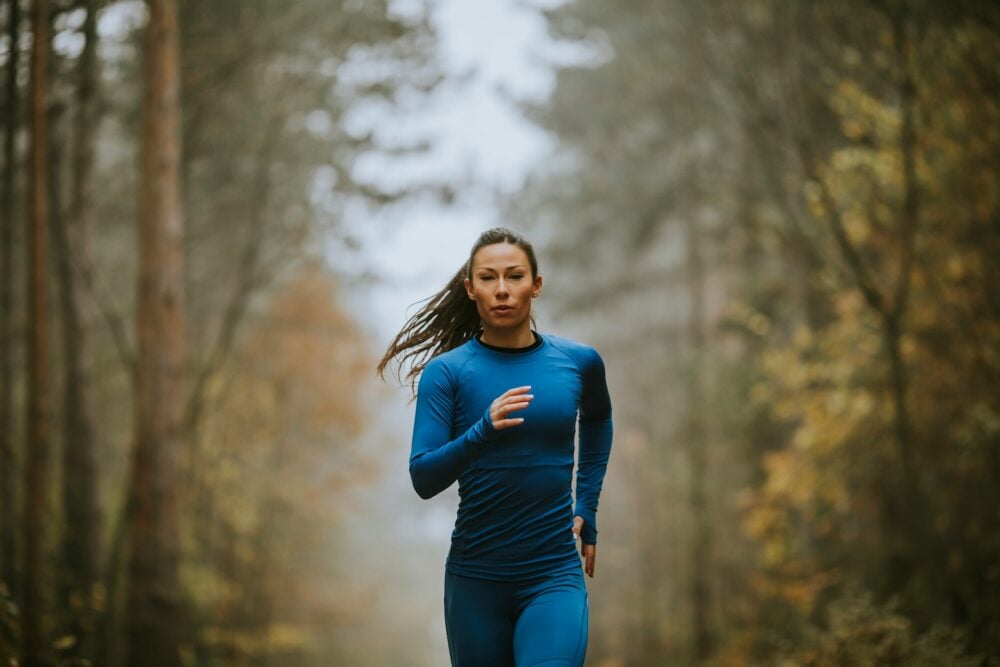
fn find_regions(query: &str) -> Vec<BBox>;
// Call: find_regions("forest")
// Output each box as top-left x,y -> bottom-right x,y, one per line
1,0 -> 998,665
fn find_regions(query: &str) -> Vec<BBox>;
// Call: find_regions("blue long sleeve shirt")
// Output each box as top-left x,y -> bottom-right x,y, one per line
409,331 -> 613,581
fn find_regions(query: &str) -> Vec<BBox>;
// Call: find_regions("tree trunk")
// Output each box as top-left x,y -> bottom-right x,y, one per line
94,485 -> 134,667
886,4 -> 919,498
23,0 -> 52,664
684,213 -> 712,663
638,456 -> 667,663
1,0 -> 22,600
55,0 -> 101,660
125,0 -> 185,664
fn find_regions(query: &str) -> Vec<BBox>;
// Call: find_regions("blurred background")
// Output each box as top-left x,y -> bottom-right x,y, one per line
1,0 -> 998,665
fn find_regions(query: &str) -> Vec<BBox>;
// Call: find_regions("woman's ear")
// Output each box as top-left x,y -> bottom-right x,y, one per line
532,275 -> 543,297
464,277 -> 475,300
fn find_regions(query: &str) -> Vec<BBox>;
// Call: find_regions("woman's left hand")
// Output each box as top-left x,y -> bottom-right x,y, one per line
572,516 -> 596,578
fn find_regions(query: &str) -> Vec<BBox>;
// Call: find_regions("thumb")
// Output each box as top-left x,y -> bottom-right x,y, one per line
572,516 -> 583,540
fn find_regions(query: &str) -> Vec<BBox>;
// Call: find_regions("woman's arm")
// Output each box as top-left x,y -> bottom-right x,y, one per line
409,361 -> 496,499
410,370 -> 534,499
573,347 -> 613,545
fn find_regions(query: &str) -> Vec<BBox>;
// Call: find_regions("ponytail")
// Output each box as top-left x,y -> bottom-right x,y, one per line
377,227 -> 539,395
376,263 -> 480,392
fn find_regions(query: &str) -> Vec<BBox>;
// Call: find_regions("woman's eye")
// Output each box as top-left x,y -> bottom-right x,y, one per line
479,275 -> 494,281
509,274 -> 523,280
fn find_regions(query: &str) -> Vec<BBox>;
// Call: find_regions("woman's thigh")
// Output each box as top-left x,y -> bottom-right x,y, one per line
444,571 -> 516,667
512,571 -> 589,667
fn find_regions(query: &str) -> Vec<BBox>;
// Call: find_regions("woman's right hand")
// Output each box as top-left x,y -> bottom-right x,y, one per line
489,385 -> 533,430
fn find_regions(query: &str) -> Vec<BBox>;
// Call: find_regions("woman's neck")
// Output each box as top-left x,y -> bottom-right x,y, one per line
479,326 -> 536,349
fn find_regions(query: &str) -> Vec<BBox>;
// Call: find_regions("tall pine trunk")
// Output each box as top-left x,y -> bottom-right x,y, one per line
125,0 -> 185,663
23,0 -> 51,664
55,0 -> 100,660
1,0 -> 22,601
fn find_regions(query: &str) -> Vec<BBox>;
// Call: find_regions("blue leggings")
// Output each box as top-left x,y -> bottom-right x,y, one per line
443,568 -> 589,666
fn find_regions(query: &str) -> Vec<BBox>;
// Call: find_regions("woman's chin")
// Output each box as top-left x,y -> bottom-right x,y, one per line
483,314 -> 528,331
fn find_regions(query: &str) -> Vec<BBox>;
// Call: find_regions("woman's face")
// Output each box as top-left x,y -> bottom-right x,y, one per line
465,242 -> 542,333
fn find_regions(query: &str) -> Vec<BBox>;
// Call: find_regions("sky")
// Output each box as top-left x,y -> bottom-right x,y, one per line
339,0 -> 573,345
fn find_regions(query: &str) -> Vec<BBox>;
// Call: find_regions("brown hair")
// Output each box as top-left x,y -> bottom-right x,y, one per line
376,227 -> 539,393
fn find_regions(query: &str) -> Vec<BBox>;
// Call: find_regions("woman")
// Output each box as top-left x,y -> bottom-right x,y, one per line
377,227 -> 613,667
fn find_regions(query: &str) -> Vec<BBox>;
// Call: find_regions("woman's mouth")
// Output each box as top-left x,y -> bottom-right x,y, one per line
492,305 -> 514,315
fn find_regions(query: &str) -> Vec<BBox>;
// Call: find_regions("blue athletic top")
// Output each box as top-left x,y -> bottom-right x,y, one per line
409,331 -> 613,581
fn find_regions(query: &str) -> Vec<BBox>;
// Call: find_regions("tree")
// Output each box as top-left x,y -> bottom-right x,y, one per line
125,0 -> 185,663
53,0 -> 101,661
22,0 -> 52,663
0,0 -> 22,606
187,262 -> 374,664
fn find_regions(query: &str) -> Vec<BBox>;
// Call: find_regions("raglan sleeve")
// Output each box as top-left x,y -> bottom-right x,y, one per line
409,359 -> 497,499
573,346 -> 613,545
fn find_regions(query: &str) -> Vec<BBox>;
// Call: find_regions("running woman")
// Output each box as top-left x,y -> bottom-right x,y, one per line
378,227 -> 614,667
